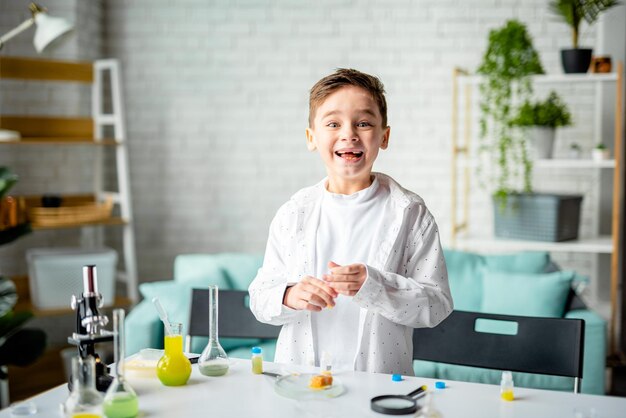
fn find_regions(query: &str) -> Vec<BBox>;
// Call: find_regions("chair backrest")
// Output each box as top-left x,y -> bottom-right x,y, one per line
412,310 -> 585,393
187,288 -> 280,351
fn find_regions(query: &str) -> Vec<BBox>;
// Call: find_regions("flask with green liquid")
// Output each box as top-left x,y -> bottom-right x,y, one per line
157,322 -> 192,385
198,285 -> 229,376
103,309 -> 139,418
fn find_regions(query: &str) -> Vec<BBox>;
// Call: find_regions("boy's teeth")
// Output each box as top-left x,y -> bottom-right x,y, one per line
336,151 -> 363,157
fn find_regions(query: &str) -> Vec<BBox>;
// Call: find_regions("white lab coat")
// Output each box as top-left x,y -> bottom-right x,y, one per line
249,173 -> 453,375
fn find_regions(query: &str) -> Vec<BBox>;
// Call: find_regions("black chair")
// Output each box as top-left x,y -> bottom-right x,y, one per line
412,310 -> 585,393
186,288 -> 280,352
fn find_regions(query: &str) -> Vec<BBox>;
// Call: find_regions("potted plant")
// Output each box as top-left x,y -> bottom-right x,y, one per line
0,167 -> 46,407
510,91 -> 573,159
592,143 -> 611,161
549,0 -> 621,73
569,142 -> 582,159
477,19 -> 544,204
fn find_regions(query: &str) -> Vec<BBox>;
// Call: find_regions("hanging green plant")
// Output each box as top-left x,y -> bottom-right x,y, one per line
477,19 -> 545,204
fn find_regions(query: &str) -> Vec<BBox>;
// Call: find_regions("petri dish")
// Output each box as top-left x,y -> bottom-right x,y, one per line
9,401 -> 37,417
274,373 -> 345,400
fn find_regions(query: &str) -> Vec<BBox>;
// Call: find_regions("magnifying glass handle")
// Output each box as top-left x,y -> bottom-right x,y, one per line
407,385 -> 428,398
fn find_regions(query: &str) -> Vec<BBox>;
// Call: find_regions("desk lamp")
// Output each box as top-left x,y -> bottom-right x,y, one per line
0,2 -> 74,141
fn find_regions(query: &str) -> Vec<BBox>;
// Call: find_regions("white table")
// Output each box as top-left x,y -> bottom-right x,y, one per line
2,359 -> 625,418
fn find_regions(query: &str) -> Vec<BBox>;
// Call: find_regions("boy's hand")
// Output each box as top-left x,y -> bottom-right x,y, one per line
283,276 -> 337,312
323,261 -> 367,296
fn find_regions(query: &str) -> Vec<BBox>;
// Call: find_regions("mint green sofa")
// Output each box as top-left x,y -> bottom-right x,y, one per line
125,251 -> 606,394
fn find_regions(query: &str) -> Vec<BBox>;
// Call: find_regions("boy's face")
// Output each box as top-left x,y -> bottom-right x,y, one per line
306,85 -> 390,193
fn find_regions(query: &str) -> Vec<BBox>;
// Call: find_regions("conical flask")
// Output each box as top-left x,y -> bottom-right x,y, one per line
103,309 -> 139,418
198,285 -> 229,376
63,355 -> 104,417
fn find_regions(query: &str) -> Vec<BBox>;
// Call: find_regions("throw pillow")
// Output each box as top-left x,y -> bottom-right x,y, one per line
139,280 -> 258,352
481,270 -> 574,317
443,250 -> 550,312
174,254 -> 230,287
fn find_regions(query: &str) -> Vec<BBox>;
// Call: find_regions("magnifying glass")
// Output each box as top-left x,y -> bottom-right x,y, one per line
370,385 -> 427,415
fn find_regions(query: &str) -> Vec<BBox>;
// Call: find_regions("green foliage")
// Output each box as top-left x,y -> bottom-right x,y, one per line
0,167 -> 18,199
477,20 -> 544,201
595,143 -> 607,149
0,167 -> 45,376
0,167 -> 31,245
510,91 -> 573,128
549,0 -> 621,48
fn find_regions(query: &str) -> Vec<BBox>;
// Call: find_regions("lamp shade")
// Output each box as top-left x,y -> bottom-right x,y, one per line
33,12 -> 73,53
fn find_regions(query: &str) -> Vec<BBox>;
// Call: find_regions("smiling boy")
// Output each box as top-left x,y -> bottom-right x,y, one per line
249,68 -> 453,375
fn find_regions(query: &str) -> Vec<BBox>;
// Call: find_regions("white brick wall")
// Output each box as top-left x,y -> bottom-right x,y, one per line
1,1 -> 623,316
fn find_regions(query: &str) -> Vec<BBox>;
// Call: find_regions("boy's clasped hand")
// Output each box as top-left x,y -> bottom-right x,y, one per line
283,261 -> 367,311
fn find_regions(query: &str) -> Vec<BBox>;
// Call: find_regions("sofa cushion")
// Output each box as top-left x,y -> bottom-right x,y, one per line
212,253 -> 264,290
174,254 -> 231,287
443,249 -> 485,311
433,363 -> 575,391
483,252 -> 550,273
481,270 -> 574,317
227,340 -> 277,362
565,309 -> 607,394
139,280 -> 258,352
443,250 -> 550,312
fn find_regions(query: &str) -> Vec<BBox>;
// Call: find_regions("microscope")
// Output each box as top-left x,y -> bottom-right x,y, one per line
67,265 -> 114,392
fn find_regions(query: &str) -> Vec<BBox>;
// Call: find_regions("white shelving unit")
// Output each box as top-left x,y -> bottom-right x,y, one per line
450,64 -> 624,355
0,56 -> 138,308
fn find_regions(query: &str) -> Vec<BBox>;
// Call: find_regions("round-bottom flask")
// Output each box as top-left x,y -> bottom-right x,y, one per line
157,322 -> 192,386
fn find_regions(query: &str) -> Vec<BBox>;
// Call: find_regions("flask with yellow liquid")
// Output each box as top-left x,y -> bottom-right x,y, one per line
63,356 -> 104,418
156,322 -> 192,386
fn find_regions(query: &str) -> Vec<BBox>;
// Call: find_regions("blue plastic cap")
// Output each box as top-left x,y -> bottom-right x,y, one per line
435,381 -> 446,389
251,346 -> 262,354
391,374 -> 403,382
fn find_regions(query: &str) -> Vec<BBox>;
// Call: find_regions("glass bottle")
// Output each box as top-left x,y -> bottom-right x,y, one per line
103,309 -> 139,418
198,285 -> 229,376
500,370 -> 515,401
251,346 -> 263,374
63,355 -> 104,418
156,322 -> 192,385
414,391 -> 442,418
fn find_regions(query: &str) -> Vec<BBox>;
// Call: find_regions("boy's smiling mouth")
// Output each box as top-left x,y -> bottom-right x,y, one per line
335,149 -> 364,162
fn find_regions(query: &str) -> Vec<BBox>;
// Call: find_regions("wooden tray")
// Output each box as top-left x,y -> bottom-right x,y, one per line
28,198 -> 113,227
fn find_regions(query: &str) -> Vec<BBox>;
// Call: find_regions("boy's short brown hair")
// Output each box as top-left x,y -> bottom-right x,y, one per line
308,68 -> 388,128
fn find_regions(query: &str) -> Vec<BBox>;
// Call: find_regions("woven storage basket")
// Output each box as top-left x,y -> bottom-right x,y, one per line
28,198 -> 113,227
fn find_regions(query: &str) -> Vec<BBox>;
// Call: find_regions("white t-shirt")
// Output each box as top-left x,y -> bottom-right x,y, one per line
312,176 -> 390,370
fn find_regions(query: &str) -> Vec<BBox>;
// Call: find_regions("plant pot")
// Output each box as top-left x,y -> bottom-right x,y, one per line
561,49 -> 592,74
526,127 -> 556,159
493,193 -> 583,242
591,148 -> 611,161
